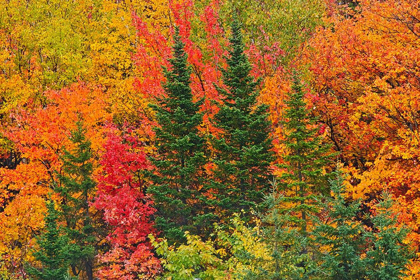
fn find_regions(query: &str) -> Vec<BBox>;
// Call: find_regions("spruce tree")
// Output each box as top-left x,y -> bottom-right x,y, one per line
148,27 -> 207,244
279,73 -> 334,234
210,20 -> 274,221
312,169 -> 368,280
313,170 -> 413,280
27,198 -> 70,280
365,193 -> 412,280
263,183 -> 313,280
56,121 -> 97,280
262,74 -> 334,279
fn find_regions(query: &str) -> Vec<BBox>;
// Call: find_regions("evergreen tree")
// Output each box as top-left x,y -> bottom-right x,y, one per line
27,198 -> 70,280
263,183 -> 313,280
279,73 -> 334,234
148,27 -> 207,244
365,193 -> 412,280
312,169 -> 368,280
262,73 -> 334,279
56,121 -> 97,280
313,170 -> 413,280
210,20 -> 274,221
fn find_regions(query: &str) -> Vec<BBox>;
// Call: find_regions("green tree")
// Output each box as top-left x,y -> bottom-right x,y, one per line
365,193 -> 413,280
262,183 -> 313,280
210,20 -> 274,222
27,198 -> 70,280
312,169 -> 368,280
262,74 -> 334,279
279,73 -> 334,234
148,27 -> 207,245
55,121 -> 97,280
313,169 -> 413,280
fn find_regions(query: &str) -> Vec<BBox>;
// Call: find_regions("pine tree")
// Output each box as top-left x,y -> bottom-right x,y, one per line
148,27 -> 207,244
279,73 -> 334,234
365,193 -> 413,280
56,121 -> 97,280
312,169 -> 368,280
210,20 -> 274,221
27,198 -> 70,280
313,170 -> 413,280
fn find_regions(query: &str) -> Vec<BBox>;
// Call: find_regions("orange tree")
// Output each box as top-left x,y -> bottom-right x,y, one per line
303,0 -> 420,276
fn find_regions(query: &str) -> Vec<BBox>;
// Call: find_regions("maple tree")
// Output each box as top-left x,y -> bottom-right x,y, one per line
304,0 -> 420,274
0,0 -> 418,278
93,129 -> 160,279
0,83 -> 110,277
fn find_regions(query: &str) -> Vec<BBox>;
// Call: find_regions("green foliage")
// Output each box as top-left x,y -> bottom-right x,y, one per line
26,199 -> 70,280
148,27 -> 208,245
210,20 -> 274,223
280,73 -> 334,233
262,183 -> 314,280
55,121 -> 97,280
312,169 -> 368,280
260,74 -> 335,279
365,193 -> 413,280
313,169 -> 413,280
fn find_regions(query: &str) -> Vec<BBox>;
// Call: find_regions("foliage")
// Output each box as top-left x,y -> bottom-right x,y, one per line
0,83 -> 109,276
312,169 -> 369,279
304,0 -> 420,273
276,73 -> 334,239
26,198 -> 70,280
94,129 -> 161,279
313,168 -> 413,280
153,214 -> 273,280
365,193 -> 413,280
262,182 -> 314,279
55,121 -> 98,280
0,0 -> 417,278
148,27 -> 208,244
210,20 -> 275,223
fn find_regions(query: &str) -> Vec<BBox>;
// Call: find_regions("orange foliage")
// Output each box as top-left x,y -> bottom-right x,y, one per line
305,0 -> 420,275
0,83 -> 111,276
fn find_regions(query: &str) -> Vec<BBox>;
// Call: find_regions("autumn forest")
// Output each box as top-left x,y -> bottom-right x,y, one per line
0,0 -> 419,279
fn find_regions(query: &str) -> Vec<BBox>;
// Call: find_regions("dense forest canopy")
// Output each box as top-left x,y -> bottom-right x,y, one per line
0,0 -> 419,279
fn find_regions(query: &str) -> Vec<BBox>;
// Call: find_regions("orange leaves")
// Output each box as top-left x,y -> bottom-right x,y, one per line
305,0 -> 420,275
0,82 -> 110,273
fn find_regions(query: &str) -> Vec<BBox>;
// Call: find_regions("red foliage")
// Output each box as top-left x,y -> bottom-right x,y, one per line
94,129 -> 160,279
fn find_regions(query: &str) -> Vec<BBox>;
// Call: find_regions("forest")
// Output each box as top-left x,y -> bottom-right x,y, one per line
0,0 -> 419,279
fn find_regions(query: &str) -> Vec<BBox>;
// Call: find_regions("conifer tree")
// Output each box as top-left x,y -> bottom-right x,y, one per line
312,169 -> 368,280
313,170 -> 413,280
27,198 -> 70,280
279,73 -> 334,234
263,183 -> 313,280
262,74 -> 334,279
56,121 -> 97,280
148,27 -> 207,244
210,20 -> 274,221
365,193 -> 412,280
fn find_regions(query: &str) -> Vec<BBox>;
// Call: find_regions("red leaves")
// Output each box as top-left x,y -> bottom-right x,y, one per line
94,129 -> 160,279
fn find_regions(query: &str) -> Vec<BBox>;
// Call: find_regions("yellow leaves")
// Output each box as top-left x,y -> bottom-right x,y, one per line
0,194 -> 46,274
153,215 -> 273,279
